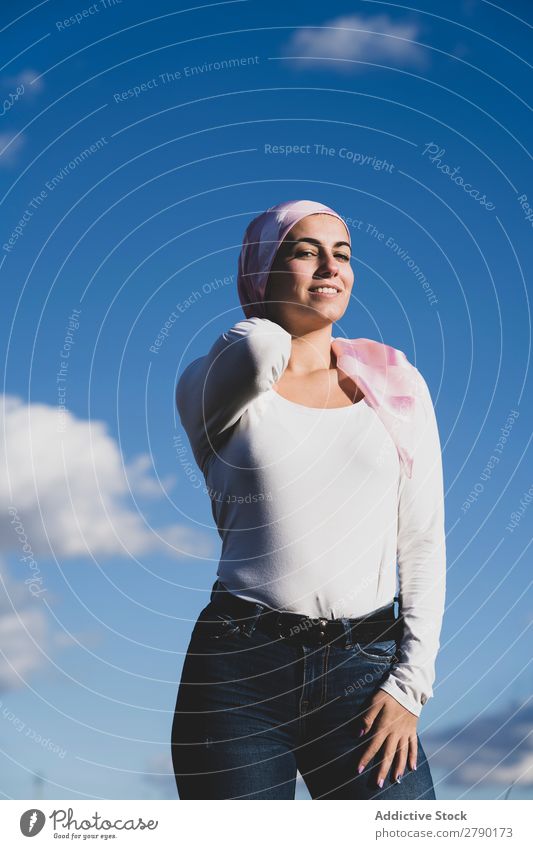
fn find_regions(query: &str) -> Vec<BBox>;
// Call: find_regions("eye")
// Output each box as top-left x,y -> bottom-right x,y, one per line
295,249 -> 350,261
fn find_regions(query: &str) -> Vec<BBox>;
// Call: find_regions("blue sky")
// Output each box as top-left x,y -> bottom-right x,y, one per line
0,0 -> 531,800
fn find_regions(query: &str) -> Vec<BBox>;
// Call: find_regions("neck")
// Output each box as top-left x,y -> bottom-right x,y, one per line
284,325 -> 334,375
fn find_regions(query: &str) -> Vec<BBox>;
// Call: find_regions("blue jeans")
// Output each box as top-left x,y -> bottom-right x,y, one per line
172,593 -> 436,800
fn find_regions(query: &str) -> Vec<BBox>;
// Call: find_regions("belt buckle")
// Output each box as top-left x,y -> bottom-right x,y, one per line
313,617 -> 328,645
273,613 -> 288,639
274,614 -> 330,643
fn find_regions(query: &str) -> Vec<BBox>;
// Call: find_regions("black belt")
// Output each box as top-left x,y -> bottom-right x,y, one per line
209,581 -> 404,647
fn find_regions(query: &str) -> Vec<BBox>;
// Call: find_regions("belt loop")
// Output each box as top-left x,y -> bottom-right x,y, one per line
240,603 -> 263,638
340,617 -> 353,649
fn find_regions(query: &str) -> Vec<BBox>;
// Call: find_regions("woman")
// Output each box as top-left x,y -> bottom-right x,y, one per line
172,199 -> 446,799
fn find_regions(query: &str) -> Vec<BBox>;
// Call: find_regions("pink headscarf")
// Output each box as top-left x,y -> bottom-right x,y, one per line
237,199 -> 347,320
237,200 -> 426,478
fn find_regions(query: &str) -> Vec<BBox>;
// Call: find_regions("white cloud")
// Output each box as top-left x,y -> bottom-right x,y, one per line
424,698 -> 533,790
0,394 -> 214,693
0,69 -> 43,169
283,13 -> 427,73
0,394 -> 215,560
125,453 -> 176,498
2,68 -> 44,93
0,557 -> 50,693
0,132 -> 25,168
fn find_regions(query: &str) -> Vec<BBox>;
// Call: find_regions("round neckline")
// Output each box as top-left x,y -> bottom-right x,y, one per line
269,387 -> 367,413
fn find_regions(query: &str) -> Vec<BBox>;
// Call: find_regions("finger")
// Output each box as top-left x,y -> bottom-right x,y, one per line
358,716 -> 375,737
375,741 -> 399,787
358,701 -> 385,736
356,732 -> 387,774
409,734 -> 418,771
391,736 -> 409,782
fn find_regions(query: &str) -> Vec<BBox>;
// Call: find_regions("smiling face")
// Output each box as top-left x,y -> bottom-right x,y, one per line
264,213 -> 354,331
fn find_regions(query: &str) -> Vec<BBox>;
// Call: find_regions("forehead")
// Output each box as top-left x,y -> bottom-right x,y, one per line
283,213 -> 350,244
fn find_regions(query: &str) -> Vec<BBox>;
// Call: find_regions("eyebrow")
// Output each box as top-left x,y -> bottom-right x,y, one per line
286,237 -> 351,250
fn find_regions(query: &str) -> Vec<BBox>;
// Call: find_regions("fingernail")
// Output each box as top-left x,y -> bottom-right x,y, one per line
396,774 -> 403,784
358,728 -> 366,737
413,764 -> 417,771
377,778 -> 384,788
357,765 -> 365,774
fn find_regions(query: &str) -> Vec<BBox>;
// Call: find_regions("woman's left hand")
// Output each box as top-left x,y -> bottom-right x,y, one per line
356,689 -> 418,786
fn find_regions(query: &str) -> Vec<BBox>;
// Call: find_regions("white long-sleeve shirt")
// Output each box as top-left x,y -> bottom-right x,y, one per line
176,317 -> 446,717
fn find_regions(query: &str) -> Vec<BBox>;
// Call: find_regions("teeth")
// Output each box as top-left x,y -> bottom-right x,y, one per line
310,287 -> 338,293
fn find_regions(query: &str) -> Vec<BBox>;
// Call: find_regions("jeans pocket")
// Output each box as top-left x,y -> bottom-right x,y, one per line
353,639 -> 398,664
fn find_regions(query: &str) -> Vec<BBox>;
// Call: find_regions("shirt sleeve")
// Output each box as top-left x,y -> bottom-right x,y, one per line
175,317 -> 293,475
379,368 -> 447,717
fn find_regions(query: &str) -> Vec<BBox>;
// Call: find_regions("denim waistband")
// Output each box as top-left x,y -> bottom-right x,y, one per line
208,580 -> 403,645
210,580 -> 400,619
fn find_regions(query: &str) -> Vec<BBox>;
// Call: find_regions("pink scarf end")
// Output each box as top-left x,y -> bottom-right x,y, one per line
332,337 -> 422,479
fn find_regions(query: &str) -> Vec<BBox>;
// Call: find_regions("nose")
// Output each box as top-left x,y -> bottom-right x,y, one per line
314,251 -> 340,278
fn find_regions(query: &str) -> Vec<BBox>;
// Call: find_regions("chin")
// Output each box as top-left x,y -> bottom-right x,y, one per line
309,301 -> 347,322
272,297 -> 346,328
290,303 -> 345,329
